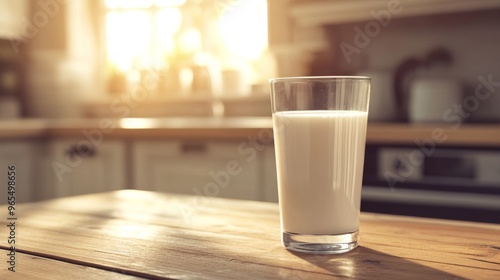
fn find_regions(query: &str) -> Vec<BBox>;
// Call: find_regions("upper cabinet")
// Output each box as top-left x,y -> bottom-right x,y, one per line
268,0 -> 500,77
288,0 -> 500,27
0,0 -> 29,39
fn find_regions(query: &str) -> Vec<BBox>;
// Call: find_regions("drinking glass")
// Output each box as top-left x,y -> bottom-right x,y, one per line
270,76 -> 370,254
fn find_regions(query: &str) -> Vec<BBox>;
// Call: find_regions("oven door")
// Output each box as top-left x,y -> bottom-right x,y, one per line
361,147 -> 500,223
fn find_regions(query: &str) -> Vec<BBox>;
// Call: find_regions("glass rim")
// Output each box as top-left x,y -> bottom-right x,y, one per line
269,76 -> 371,83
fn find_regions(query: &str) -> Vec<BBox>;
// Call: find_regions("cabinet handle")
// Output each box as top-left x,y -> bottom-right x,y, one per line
66,143 -> 96,158
181,142 -> 207,154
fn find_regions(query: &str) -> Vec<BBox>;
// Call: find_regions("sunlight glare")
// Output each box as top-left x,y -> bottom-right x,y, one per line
154,0 -> 186,7
218,0 -> 268,60
106,11 -> 152,71
105,0 -> 154,9
119,118 -> 157,129
177,28 -> 203,55
157,8 -> 183,55
105,0 -> 185,9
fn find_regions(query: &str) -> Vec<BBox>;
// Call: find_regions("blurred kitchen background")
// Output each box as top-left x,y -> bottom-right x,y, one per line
1,0 -> 499,223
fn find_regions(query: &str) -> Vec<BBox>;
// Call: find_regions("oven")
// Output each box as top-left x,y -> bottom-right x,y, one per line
362,145 -> 500,223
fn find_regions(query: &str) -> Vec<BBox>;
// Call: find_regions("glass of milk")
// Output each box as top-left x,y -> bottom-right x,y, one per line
270,76 -> 370,254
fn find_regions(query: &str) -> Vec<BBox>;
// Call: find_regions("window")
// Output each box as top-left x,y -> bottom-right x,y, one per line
104,0 -> 268,95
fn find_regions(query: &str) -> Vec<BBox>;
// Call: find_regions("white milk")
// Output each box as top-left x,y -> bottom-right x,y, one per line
273,110 -> 368,235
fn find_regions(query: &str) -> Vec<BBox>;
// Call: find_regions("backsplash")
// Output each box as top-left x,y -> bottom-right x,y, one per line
328,10 -> 500,83
323,9 -> 500,122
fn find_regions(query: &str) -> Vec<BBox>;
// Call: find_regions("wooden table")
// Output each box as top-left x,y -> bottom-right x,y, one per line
1,190 -> 499,279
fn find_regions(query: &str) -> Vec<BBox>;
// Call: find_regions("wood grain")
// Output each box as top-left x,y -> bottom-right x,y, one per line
1,190 -> 499,279
0,250 -> 147,279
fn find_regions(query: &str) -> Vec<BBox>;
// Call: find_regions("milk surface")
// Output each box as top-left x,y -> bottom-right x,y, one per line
273,110 -> 368,235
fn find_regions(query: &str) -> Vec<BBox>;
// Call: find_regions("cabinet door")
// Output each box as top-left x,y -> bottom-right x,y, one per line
45,139 -> 126,198
133,141 -> 261,200
0,141 -> 36,204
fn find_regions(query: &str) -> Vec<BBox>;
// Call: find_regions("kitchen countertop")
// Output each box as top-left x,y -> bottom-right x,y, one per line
2,117 -> 500,146
0,117 -> 273,140
1,190 -> 498,279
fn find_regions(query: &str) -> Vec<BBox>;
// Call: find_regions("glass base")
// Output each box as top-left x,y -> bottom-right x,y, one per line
282,231 -> 358,254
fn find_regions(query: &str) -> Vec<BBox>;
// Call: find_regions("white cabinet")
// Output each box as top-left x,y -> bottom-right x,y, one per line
0,136 -> 275,203
41,139 -> 126,199
133,141 -> 262,200
0,141 -> 38,204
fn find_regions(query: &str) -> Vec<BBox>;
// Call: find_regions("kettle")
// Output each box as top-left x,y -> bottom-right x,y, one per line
394,48 -> 463,123
409,76 -> 463,123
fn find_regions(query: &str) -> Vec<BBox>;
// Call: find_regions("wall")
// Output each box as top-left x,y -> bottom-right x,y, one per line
324,9 -> 500,122
331,10 -> 500,80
